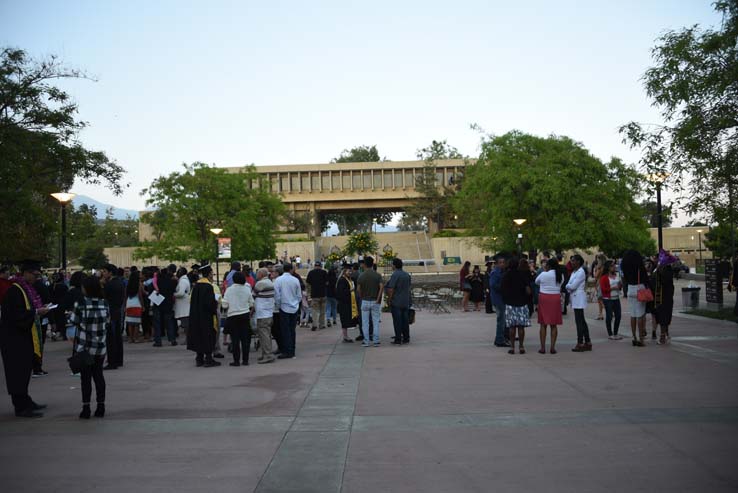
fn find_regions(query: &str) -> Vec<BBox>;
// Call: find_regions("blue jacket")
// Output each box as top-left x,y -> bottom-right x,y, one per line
488,267 -> 504,306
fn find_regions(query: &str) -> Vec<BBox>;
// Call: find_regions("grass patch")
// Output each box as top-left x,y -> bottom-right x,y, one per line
684,308 -> 737,323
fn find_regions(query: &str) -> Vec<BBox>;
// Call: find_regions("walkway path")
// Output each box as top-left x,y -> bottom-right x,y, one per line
1,299 -> 736,492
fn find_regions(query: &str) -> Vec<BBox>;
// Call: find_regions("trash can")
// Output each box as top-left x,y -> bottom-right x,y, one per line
681,287 -> 700,309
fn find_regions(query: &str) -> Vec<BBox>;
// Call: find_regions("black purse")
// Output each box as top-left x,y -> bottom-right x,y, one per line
68,350 -> 94,374
408,308 -> 416,325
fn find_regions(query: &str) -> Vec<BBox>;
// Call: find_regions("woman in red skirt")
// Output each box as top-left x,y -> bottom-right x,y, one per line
534,258 -> 564,354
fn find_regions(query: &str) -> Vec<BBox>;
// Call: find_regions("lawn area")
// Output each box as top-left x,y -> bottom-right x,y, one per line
685,307 -> 738,323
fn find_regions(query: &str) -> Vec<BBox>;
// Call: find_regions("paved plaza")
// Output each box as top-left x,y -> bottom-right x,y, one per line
1,288 -> 737,493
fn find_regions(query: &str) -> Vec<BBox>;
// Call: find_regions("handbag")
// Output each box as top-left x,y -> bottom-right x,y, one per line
408,308 -> 416,325
68,350 -> 94,374
636,271 -> 654,303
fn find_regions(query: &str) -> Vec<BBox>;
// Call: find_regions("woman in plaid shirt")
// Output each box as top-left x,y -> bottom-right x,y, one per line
70,276 -> 109,419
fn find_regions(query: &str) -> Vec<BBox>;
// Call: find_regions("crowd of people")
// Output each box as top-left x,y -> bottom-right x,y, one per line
0,255 -> 413,419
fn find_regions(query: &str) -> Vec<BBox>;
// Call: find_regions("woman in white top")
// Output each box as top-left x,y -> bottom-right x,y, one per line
173,267 -> 191,333
222,272 -> 254,366
535,258 -> 563,354
566,254 -> 591,352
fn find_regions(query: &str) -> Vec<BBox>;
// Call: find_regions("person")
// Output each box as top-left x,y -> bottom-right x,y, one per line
653,250 -> 678,345
31,273 -> 51,377
253,268 -> 276,363
0,261 -> 50,417
385,258 -> 412,345
0,265 -> 12,303
50,272 -> 69,341
621,250 -> 649,347
326,266 -> 338,327
335,265 -> 358,343
599,260 -> 623,340
593,254 -> 607,320
270,264 -> 284,354
152,268 -> 177,347
502,257 -> 531,355
174,267 -> 191,338
101,263 -> 125,369
70,276 -> 109,419
124,271 -> 144,343
484,262 -> 495,314
460,261 -> 472,311
357,256 -> 384,347
468,266 -> 485,311
535,258 -> 563,354
187,265 -> 220,367
222,272 -> 254,366
306,261 -> 328,331
140,267 -> 155,342
489,255 -> 509,347
295,255 -> 302,269
225,261 -> 241,289
63,271 -> 87,344
567,254 -> 591,352
274,263 -> 301,359
729,254 -> 738,320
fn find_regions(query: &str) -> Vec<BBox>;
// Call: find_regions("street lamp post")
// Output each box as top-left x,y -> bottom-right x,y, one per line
513,218 -> 527,256
647,172 -> 670,251
50,192 -> 76,271
210,228 -> 223,282
697,229 -> 703,264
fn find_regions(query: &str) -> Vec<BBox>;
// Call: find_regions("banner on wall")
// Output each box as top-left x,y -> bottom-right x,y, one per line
218,238 -> 232,259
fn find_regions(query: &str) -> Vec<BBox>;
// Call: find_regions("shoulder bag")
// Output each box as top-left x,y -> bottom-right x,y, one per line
636,271 -> 654,303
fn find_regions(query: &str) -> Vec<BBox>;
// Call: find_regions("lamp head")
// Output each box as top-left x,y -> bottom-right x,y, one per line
646,172 -> 670,184
513,218 -> 527,226
50,192 -> 76,204
209,228 -> 223,235
696,229 -> 703,233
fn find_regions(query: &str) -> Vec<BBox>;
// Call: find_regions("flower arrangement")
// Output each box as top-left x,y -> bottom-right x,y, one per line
343,232 -> 378,256
327,251 -> 343,263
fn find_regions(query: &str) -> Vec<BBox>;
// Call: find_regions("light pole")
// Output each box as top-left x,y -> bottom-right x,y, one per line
50,192 -> 76,271
513,218 -> 527,257
697,229 -> 703,264
647,172 -> 669,251
210,228 -> 223,282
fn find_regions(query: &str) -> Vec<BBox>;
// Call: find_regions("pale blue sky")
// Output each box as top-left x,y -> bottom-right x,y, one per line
1,0 -> 721,222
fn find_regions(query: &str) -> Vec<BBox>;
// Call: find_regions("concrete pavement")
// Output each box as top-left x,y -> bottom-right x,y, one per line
0,298 -> 737,492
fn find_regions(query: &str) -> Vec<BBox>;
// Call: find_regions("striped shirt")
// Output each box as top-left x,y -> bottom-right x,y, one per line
70,297 -> 109,356
253,278 -> 275,320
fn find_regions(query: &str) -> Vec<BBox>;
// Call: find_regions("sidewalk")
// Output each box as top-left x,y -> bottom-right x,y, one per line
0,300 -> 736,492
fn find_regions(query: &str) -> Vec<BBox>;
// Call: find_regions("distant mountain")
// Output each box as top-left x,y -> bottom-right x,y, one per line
72,195 -> 139,220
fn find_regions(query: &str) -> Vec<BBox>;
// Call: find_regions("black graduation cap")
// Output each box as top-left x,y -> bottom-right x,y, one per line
19,259 -> 42,273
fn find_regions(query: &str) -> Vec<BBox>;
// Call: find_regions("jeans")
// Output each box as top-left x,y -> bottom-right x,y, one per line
310,297 -> 327,329
574,308 -> 591,344
361,300 -> 381,343
81,356 -> 106,404
279,310 -> 298,356
106,313 -> 124,367
153,309 -> 177,344
390,306 -> 409,342
227,313 -> 251,364
603,299 -> 621,336
494,303 -> 507,344
326,297 -> 337,322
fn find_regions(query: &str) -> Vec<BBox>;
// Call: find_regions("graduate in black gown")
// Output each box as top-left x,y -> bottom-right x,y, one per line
0,261 -> 50,417
653,250 -> 678,344
187,265 -> 220,367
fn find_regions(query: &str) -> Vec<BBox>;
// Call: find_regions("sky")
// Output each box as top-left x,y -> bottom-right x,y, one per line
1,0 -> 723,225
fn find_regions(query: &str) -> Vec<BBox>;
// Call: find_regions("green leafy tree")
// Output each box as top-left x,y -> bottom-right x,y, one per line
704,223 -> 738,259
0,48 -> 124,263
78,245 -> 108,270
327,145 -> 392,234
404,140 -> 465,232
135,163 -> 284,262
639,200 -> 673,228
620,1 -> 738,256
454,131 -> 654,256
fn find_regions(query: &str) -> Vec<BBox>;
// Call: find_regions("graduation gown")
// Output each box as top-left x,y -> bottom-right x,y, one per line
186,279 -> 218,354
654,267 -> 675,327
0,284 -> 35,396
335,276 -> 358,328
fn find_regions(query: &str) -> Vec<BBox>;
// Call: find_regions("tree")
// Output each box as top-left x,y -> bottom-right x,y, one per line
404,140 -> 465,232
639,200 -> 673,228
620,1 -> 738,257
453,131 -> 655,256
327,145 -> 392,234
135,163 -> 284,262
78,246 -> 108,270
704,223 -> 738,258
0,48 -> 124,263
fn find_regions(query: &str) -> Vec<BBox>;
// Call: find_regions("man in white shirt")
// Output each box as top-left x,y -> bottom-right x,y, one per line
273,263 -> 302,359
253,268 -> 275,363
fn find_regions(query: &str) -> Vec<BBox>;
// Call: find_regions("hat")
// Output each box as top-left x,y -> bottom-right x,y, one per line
19,260 -> 42,273
314,261 -> 322,267
658,249 -> 678,266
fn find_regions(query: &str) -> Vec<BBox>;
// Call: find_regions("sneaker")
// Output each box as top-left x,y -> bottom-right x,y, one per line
258,358 -> 275,364
373,342 -> 381,347
362,343 -> 370,347
607,335 -> 614,340
615,334 -> 624,340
